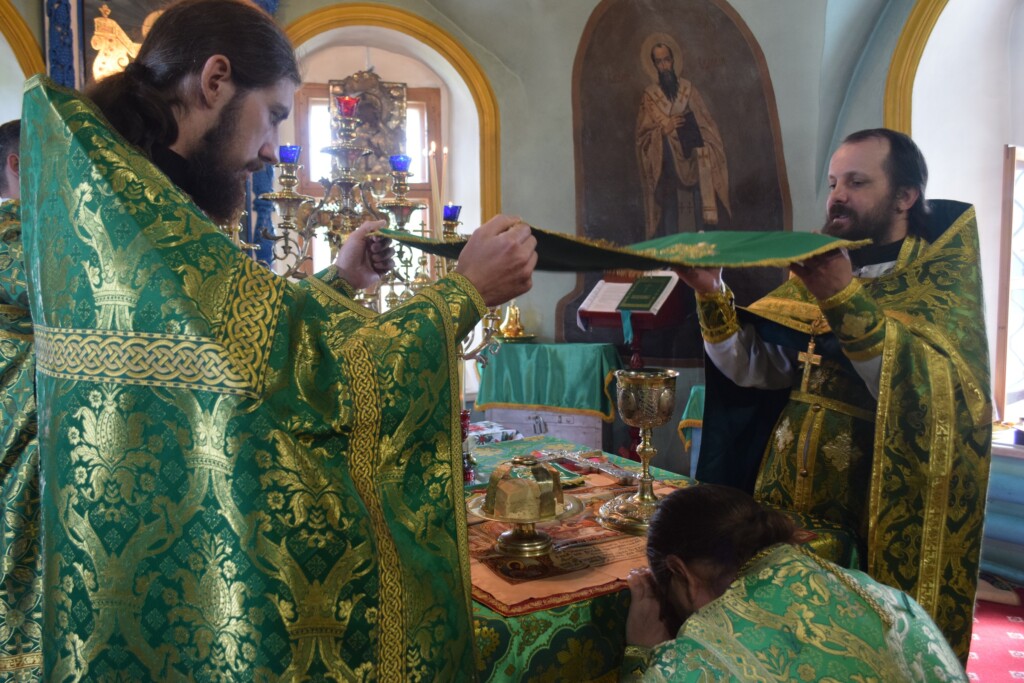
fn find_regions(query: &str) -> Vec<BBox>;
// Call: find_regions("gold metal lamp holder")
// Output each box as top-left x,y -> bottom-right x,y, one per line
597,369 -> 678,535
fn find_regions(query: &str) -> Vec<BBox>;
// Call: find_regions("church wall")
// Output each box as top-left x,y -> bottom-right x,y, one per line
2,0 -> 902,340
0,38 -> 21,123
914,0 -> 1018,413
275,0 -> 901,345
1013,5 -> 1024,146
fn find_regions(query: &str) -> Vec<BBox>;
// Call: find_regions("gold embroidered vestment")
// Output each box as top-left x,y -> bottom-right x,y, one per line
697,202 -> 990,662
19,76 -> 483,681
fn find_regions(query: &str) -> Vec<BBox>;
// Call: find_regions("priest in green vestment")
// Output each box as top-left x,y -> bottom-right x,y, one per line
0,195 -> 43,680
623,485 -> 966,682
16,1 -> 537,679
682,129 -> 990,662
0,119 -> 44,680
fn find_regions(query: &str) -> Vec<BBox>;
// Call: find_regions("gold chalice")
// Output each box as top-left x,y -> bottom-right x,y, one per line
597,369 -> 678,535
468,454 -> 583,557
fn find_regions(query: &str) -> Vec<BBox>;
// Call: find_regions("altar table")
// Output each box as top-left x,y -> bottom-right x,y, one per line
467,436 -> 860,682
468,435 -> 664,682
475,343 -> 621,422
475,343 -> 622,450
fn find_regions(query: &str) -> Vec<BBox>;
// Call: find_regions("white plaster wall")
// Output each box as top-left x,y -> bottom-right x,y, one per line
913,0 -> 1020,387
0,38 -> 23,123
1012,4 -> 1024,146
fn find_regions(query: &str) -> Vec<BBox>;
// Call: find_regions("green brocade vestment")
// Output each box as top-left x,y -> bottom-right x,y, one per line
0,200 -> 42,679
697,201 -> 991,662
639,544 -> 966,682
20,76 -> 483,681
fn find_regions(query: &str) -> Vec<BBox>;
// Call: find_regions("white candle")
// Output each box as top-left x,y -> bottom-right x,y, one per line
441,146 -> 449,205
429,142 -> 442,237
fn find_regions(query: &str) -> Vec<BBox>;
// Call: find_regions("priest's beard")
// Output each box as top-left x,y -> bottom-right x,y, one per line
822,192 -> 899,243
187,94 -> 262,226
658,69 -> 679,102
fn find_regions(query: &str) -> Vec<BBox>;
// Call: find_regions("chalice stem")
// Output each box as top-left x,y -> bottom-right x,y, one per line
637,426 -> 658,503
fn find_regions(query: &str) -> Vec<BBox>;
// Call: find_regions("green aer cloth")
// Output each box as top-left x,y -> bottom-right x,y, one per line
380,226 -> 869,271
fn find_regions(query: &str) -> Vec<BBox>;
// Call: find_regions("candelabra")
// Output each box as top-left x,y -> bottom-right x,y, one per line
259,94 -> 390,283
260,87 -> 500,361
256,145 -> 315,278
218,209 -> 260,261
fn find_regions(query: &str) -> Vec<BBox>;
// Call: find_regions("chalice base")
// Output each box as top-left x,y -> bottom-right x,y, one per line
596,492 -> 659,536
496,524 -> 552,557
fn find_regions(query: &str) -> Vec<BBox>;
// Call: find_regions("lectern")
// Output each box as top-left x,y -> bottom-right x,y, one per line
578,271 -> 688,369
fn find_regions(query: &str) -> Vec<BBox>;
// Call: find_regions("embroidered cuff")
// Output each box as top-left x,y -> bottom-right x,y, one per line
818,278 -> 862,311
445,272 -> 488,319
620,645 -> 653,679
316,265 -> 357,299
819,280 -> 885,360
696,283 -> 740,343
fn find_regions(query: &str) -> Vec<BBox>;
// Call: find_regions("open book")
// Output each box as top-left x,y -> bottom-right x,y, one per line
577,270 -> 680,330
580,270 -> 679,315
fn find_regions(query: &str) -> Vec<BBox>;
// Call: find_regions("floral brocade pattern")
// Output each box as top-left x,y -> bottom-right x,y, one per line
20,77 -> 481,681
643,545 -> 965,682
472,590 -> 630,682
0,202 -> 42,679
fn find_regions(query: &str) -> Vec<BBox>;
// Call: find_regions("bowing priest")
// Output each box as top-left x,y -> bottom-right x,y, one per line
677,128 -> 990,662
16,0 -> 536,680
622,485 -> 964,680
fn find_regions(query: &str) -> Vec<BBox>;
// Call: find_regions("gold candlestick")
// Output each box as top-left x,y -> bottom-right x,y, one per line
259,153 -> 315,278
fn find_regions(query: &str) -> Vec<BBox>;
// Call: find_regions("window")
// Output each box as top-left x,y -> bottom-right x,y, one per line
997,145 -> 1024,421
292,84 -> 441,273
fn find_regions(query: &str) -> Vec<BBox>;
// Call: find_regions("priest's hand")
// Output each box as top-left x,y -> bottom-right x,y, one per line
676,266 -> 723,295
789,247 -> 852,300
455,214 -> 538,306
335,220 -> 395,289
626,568 -> 674,648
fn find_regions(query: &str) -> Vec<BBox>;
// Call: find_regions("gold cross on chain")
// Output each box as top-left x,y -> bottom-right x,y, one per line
798,337 -> 822,393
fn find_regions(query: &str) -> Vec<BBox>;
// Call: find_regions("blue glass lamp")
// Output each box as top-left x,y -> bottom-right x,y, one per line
389,154 -> 412,173
443,203 -> 462,222
278,144 -> 301,164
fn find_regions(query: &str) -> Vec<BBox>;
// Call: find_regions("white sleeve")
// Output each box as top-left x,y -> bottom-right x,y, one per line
849,355 -> 882,399
707,325 -> 883,397
704,323 -> 796,390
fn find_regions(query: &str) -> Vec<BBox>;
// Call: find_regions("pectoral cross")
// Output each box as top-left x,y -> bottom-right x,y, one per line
798,337 -> 822,393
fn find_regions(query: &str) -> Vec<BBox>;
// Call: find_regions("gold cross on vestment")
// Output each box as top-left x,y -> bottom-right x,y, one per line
798,337 -> 822,393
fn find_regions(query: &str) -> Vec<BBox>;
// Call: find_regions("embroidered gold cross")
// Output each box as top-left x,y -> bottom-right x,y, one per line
798,337 -> 822,393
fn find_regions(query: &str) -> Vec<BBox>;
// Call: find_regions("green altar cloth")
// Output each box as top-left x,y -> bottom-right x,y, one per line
475,343 -> 622,421
677,384 -> 704,450
380,226 -> 869,272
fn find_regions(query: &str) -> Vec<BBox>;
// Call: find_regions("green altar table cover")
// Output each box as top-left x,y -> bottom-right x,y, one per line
475,343 -> 622,421
380,226 -> 869,271
677,384 -> 704,450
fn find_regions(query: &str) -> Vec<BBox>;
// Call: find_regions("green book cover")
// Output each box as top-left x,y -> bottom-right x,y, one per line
616,275 -> 673,311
